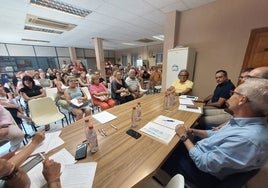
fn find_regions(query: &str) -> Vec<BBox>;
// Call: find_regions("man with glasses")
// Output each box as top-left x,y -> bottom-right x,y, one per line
166,69 -> 193,96
198,70 -> 235,128
160,78 -> 268,188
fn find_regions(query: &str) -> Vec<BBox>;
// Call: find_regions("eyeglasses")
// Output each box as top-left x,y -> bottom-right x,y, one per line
179,74 -> 188,77
230,90 -> 250,102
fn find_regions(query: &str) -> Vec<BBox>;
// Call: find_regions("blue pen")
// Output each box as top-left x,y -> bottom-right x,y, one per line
163,119 -> 174,122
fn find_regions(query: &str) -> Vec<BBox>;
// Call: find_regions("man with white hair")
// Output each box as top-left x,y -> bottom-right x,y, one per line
125,69 -> 144,99
160,78 -> 268,188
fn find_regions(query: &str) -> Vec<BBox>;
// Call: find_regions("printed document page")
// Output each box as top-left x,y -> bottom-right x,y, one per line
32,131 -> 64,155
61,162 -> 97,188
140,122 -> 176,144
28,148 -> 76,188
92,111 -> 117,124
153,115 -> 184,130
179,95 -> 198,101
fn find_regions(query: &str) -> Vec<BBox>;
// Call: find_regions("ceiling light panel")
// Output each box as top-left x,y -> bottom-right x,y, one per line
30,0 -> 92,17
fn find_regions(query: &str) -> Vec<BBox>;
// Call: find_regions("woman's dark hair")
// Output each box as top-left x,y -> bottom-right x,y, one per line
22,75 -> 35,87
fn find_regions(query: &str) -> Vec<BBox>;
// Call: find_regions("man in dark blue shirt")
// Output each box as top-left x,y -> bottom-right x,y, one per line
199,70 -> 235,127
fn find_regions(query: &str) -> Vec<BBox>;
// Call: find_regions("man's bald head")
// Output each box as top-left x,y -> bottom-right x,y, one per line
248,67 -> 268,79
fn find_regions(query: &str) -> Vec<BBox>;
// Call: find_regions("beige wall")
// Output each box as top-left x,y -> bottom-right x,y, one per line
177,0 -> 268,97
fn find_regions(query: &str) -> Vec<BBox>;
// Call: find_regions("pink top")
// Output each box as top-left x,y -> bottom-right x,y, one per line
89,83 -> 107,101
0,105 -> 13,127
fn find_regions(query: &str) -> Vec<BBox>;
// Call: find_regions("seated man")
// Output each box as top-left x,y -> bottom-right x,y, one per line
125,69 -> 144,99
160,78 -> 268,188
198,70 -> 235,127
0,105 -> 24,152
166,69 -> 193,96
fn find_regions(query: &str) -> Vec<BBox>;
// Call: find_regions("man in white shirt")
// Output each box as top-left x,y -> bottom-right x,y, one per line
125,69 -> 143,99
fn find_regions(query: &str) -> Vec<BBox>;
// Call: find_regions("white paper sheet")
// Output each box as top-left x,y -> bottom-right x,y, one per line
140,122 -> 176,144
61,162 -> 97,188
153,115 -> 184,130
92,111 -> 117,124
32,131 -> 64,155
28,148 -> 76,188
71,98 -> 83,107
178,105 -> 202,114
179,98 -> 194,105
179,95 -> 198,101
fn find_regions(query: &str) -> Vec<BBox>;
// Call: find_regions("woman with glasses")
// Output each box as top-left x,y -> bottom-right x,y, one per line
64,76 -> 91,121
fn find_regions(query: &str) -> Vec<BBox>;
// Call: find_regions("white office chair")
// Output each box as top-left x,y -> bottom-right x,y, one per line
138,174 -> 184,188
45,87 -> 58,101
28,97 -> 67,129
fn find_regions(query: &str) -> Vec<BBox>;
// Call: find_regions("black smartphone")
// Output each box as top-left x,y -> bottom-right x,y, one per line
126,129 -> 141,139
75,143 -> 88,160
21,154 -> 44,172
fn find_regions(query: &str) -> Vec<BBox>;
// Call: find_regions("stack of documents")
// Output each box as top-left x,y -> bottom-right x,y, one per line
28,148 -> 97,188
140,115 -> 184,144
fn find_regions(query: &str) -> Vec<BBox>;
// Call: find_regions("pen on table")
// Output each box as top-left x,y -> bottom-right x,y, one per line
28,152 -> 45,159
110,124 -> 118,130
101,128 -> 107,136
39,152 -> 46,160
98,129 -> 105,136
163,119 -> 175,122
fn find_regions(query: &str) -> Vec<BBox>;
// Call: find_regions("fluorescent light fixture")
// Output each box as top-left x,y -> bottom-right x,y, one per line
30,0 -> 92,18
122,43 -> 137,46
152,35 -> 165,41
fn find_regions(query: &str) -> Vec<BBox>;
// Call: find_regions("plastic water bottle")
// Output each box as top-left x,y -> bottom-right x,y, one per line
164,94 -> 169,110
86,125 -> 99,153
169,91 -> 175,106
136,102 -> 142,121
131,107 -> 138,128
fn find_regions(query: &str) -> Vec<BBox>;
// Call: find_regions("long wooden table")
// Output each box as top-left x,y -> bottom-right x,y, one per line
48,93 -> 202,188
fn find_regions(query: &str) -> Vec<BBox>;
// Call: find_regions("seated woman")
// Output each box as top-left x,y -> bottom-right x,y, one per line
0,84 -> 31,125
77,71 -> 91,87
64,76 -> 91,121
90,75 -> 115,110
38,71 -> 53,88
54,73 -> 69,110
19,75 -> 48,130
111,70 -> 134,104
0,105 -> 24,152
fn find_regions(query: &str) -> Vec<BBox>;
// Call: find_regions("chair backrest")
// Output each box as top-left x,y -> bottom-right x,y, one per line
81,87 -> 91,100
28,97 -> 60,118
217,169 -> 260,188
165,174 -> 184,188
45,87 -> 58,101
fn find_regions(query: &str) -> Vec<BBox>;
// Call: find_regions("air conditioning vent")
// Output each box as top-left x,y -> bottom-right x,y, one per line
25,14 -> 76,31
24,26 -> 63,34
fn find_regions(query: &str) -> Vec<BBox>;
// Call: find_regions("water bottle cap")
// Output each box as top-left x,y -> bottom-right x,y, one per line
84,118 -> 89,123
137,102 -> 141,105
132,107 -> 136,109
88,125 -> 93,129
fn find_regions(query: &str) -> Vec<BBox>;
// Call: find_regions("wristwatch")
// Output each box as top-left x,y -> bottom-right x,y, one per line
180,135 -> 189,142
